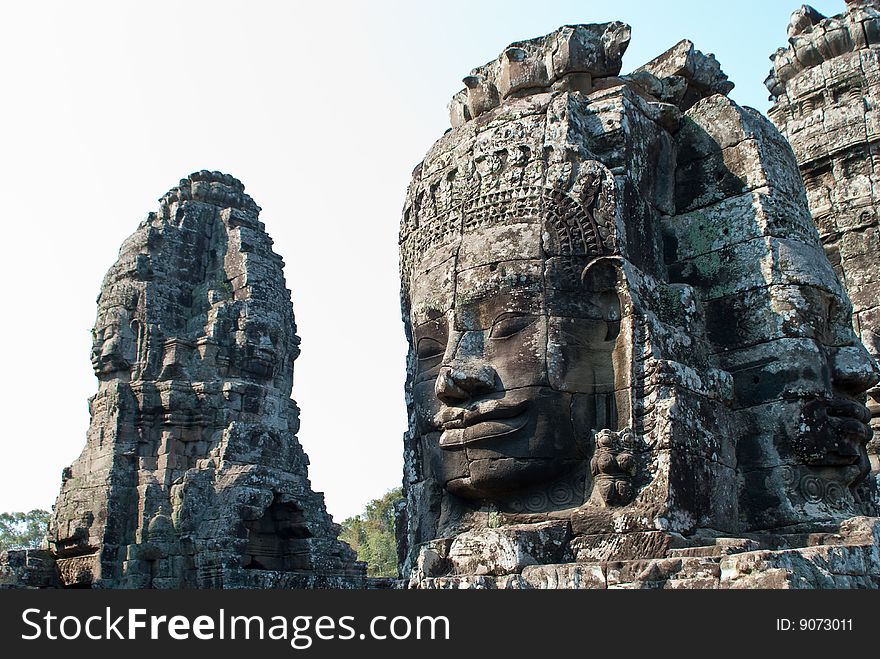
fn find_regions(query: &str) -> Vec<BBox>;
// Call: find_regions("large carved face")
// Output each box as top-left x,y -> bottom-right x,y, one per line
721,260 -> 879,492
408,218 -> 624,502
787,339 -> 876,481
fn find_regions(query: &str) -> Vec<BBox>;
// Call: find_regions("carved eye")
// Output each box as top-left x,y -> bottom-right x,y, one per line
490,314 -> 537,340
416,337 -> 445,364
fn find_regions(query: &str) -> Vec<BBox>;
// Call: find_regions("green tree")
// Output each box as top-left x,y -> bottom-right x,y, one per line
0,509 -> 50,552
340,488 -> 402,578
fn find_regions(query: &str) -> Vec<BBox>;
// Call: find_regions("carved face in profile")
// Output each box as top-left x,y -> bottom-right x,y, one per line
408,216 -> 626,502
788,332 -> 876,482
90,310 -> 136,376
778,295 -> 876,483
720,252 -> 879,493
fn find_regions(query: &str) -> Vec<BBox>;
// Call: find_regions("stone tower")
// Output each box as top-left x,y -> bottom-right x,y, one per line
45,171 -> 365,588
398,22 -> 880,588
766,1 -> 880,513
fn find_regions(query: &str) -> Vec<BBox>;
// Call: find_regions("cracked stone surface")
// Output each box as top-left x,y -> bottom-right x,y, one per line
768,0 -> 880,518
8,171 -> 366,589
398,21 -> 880,589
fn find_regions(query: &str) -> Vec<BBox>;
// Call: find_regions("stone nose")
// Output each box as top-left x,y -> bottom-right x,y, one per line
830,344 -> 880,396
435,362 -> 496,404
101,335 -> 121,359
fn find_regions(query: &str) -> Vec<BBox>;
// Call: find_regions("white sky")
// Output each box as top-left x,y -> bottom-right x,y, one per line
0,0 -> 848,522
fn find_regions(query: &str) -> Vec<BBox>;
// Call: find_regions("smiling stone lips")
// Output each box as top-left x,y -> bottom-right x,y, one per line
435,397 -> 531,448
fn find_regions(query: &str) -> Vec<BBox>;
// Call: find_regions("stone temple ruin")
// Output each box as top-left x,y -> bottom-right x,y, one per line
2,172 -> 365,588
4,7 -> 880,591
397,18 -> 880,588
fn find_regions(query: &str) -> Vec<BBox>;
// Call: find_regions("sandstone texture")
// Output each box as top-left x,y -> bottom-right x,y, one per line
15,171 -> 365,588
767,0 -> 880,516
0,550 -> 61,589
398,22 -> 880,588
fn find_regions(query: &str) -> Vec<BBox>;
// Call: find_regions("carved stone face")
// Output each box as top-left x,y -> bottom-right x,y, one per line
238,320 -> 277,379
408,223 -> 623,501
785,332 -> 877,484
793,344 -> 876,476
90,311 -> 136,376
723,271 -> 879,490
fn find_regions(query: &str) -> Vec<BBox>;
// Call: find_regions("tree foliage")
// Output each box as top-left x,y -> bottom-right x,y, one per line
339,488 -> 402,578
0,509 -> 50,552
